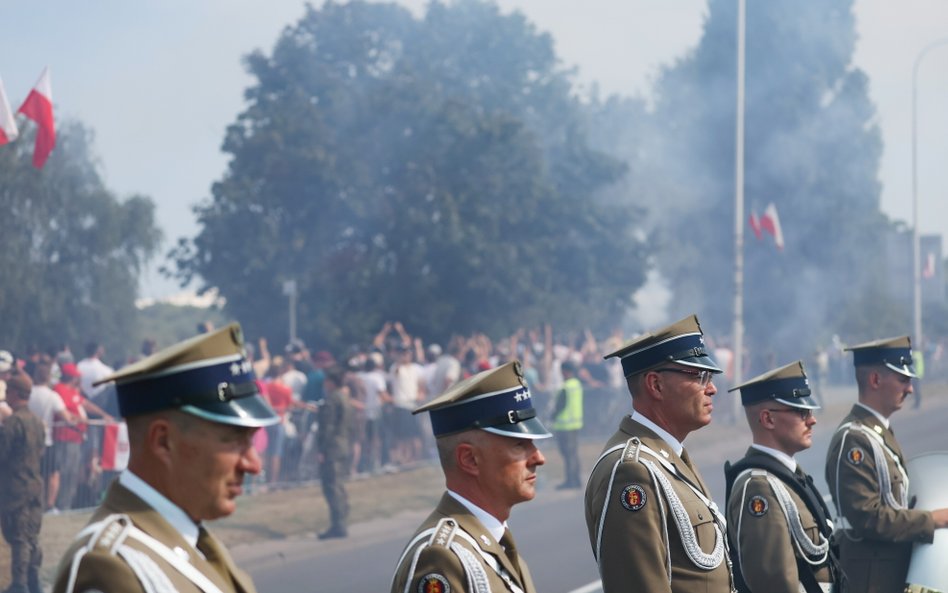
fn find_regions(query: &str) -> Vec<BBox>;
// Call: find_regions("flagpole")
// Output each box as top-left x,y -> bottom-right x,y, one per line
912,37 -> 948,352
733,0 -> 746,401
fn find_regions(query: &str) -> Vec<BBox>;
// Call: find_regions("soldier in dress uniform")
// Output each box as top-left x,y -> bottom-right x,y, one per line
52,323 -> 279,593
584,314 -> 734,593
389,361 -> 550,593
724,361 -> 840,593
824,336 -> 948,593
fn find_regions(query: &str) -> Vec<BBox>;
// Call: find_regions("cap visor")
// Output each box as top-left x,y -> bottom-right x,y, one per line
482,417 -> 552,440
773,396 -> 821,410
181,394 -> 280,428
677,354 -> 723,373
885,362 -> 917,379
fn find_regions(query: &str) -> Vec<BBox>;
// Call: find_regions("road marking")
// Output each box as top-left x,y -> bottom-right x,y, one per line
567,580 -> 602,593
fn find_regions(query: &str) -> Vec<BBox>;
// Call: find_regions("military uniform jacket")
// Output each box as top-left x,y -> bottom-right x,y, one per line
52,481 -> 257,593
0,406 -> 45,511
726,448 -> 832,593
317,387 -> 350,460
584,415 -> 733,593
824,405 -> 934,593
390,493 -> 538,593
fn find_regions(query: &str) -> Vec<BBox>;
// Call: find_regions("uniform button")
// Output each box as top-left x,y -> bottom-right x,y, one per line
698,513 -> 704,520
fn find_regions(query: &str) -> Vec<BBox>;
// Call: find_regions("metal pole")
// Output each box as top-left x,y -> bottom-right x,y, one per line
912,37 -> 948,350
733,0 -> 747,398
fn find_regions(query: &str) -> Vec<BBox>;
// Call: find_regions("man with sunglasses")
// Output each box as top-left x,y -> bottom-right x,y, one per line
584,315 -> 733,593
724,361 -> 840,593
825,336 -> 948,593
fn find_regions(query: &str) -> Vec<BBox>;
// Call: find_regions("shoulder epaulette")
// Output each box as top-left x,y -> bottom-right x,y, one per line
428,518 -> 458,549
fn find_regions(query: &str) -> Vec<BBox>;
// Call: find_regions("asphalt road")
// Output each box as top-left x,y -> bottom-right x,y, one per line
236,386 -> 948,593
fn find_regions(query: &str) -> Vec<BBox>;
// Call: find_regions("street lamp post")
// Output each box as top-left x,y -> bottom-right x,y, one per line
912,36 -> 948,351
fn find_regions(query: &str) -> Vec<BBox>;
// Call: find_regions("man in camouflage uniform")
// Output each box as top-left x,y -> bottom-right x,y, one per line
725,361 -> 839,593
0,369 -> 46,593
825,336 -> 948,593
390,361 -> 550,593
317,364 -> 351,540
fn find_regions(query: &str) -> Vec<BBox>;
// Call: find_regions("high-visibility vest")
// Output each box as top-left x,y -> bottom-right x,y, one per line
552,377 -> 583,431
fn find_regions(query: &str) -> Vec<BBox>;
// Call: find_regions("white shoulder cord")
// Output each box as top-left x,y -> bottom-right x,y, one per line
734,469 -> 829,565
64,514 -> 226,593
835,423 -> 908,511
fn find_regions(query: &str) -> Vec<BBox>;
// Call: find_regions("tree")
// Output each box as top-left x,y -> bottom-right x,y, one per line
0,122 -> 162,359
172,0 -> 649,348
593,0 -> 891,367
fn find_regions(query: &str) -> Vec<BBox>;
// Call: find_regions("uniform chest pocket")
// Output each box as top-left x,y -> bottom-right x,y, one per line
684,499 -> 718,552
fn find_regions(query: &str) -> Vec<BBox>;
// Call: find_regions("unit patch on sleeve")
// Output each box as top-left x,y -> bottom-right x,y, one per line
847,447 -> 865,466
620,484 -> 647,511
418,573 -> 450,593
747,495 -> 769,517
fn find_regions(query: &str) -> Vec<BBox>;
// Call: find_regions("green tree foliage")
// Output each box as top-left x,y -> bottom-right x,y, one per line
172,0 -> 648,347
0,122 -> 161,358
589,0 -> 892,364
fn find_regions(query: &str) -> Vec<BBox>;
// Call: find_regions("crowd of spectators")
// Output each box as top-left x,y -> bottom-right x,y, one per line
5,321 -> 948,514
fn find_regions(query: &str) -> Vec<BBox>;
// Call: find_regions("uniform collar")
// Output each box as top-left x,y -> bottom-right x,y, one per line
855,402 -> 890,428
447,489 -> 507,544
629,411 -> 684,456
750,444 -> 797,472
119,470 -> 200,548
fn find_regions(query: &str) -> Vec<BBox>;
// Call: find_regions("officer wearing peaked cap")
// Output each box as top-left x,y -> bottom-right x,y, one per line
53,323 -> 278,593
390,361 -> 549,593
584,314 -> 734,593
723,361 -> 841,593
824,336 -> 948,593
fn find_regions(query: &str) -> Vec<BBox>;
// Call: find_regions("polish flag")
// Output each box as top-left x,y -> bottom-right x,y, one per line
748,211 -> 763,240
922,252 -> 936,279
760,202 -> 784,250
0,77 -> 18,145
101,421 -> 130,471
17,67 -> 55,168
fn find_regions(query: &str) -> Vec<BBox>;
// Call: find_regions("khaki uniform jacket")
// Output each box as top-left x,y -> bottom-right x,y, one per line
52,481 -> 257,593
390,493 -> 538,593
726,448 -> 831,593
584,415 -> 732,593
824,405 -> 934,593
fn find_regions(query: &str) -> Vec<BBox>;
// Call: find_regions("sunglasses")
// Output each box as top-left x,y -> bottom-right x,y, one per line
766,408 -> 814,421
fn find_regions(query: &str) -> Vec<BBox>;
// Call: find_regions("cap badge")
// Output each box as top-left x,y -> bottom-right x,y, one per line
418,573 -> 450,593
748,495 -> 769,517
847,447 -> 865,465
620,484 -> 647,511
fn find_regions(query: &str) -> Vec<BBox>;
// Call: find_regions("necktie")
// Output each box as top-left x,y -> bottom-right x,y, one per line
499,528 -> 522,581
197,527 -> 234,590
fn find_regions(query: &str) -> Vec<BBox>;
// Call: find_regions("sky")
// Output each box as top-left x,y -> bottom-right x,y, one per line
3,0 -> 948,300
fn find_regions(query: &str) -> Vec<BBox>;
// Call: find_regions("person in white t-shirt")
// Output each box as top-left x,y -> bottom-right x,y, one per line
388,345 -> 426,465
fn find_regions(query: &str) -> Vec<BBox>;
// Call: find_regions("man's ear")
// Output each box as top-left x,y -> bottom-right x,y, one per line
147,417 -> 174,467
643,371 -> 663,400
758,408 -> 775,429
455,442 -> 480,477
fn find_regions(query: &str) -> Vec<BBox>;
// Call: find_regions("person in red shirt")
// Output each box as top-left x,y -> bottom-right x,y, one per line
51,364 -> 86,511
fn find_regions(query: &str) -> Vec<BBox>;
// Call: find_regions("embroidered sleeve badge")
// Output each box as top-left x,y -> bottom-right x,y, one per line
748,495 -> 769,517
847,447 -> 865,465
620,484 -> 647,511
418,573 -> 450,593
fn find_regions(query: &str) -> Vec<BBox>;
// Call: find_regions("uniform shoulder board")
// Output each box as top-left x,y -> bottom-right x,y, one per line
85,514 -> 133,555
620,437 -> 642,464
428,518 -> 459,548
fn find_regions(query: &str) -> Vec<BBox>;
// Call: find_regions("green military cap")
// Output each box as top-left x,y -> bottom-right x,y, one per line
95,323 -> 279,428
604,314 -> 723,377
414,360 -> 551,439
845,336 -> 916,378
728,360 -> 819,409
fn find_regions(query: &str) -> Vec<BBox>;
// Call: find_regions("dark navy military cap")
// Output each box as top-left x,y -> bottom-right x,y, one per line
604,314 -> 723,378
414,361 -> 551,439
728,360 -> 819,409
845,336 -> 916,378
95,323 -> 279,428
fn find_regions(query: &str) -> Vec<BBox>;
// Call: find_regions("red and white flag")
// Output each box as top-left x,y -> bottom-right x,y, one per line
748,211 -> 763,240
0,76 -> 18,145
760,202 -> 784,250
922,252 -> 937,279
17,67 -> 55,168
101,421 -> 130,471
